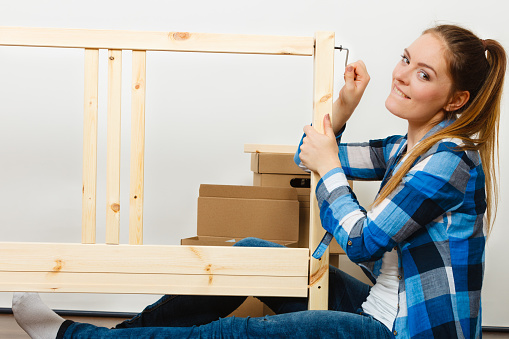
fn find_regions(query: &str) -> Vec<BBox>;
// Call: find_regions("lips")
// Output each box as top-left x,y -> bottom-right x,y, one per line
393,85 -> 410,99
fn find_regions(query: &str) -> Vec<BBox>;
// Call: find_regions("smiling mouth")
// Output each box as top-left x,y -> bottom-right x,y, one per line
393,86 -> 410,99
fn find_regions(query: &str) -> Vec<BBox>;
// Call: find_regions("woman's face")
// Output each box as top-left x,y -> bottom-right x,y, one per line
385,33 -> 454,126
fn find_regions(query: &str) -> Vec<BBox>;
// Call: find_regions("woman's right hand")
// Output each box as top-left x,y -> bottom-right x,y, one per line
332,60 -> 370,133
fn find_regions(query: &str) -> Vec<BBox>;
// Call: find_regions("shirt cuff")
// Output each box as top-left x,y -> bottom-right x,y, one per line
316,167 -> 350,208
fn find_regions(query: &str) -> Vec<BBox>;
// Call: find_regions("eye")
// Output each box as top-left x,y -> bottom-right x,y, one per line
400,54 -> 410,64
418,70 -> 430,81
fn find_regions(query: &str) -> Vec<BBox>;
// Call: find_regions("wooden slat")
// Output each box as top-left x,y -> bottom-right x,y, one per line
106,50 -> 122,244
129,51 -> 146,245
0,272 -> 308,297
244,144 -> 298,154
0,27 -> 314,56
0,243 -> 309,276
82,48 -> 99,244
308,31 -> 335,310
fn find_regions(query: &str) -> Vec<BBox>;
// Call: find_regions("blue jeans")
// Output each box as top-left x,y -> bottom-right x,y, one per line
59,238 -> 393,338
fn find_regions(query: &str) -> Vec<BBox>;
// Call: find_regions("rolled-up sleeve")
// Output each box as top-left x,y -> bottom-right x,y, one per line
316,147 -> 471,263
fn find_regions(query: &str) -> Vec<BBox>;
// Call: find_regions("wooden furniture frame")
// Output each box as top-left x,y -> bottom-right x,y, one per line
0,27 -> 334,310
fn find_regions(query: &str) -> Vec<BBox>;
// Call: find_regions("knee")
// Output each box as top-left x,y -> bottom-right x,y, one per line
234,237 -> 284,248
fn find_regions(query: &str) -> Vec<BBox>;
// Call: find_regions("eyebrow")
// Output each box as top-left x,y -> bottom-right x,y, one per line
404,48 -> 437,76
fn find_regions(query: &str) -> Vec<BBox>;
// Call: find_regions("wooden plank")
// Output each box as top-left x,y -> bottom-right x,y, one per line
0,271 -> 308,297
244,144 -> 298,154
106,49 -> 122,244
0,243 -> 309,276
82,48 -> 99,244
129,51 -> 146,245
308,31 -> 335,310
0,27 -> 314,56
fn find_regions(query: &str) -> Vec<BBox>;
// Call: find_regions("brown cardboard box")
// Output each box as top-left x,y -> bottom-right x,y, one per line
226,296 -> 275,318
251,175 -> 345,254
181,235 -> 296,247
253,173 -> 310,189
251,153 -> 308,175
332,254 -> 374,286
195,184 -> 300,243
297,205 -> 345,254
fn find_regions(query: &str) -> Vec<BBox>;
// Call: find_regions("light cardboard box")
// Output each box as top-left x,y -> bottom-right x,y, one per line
247,145 -> 348,254
332,254 -> 374,286
250,153 -> 308,175
227,296 -> 275,318
195,184 -> 299,243
253,173 -> 310,190
298,205 -> 345,255
251,175 -> 345,254
181,235 -> 297,247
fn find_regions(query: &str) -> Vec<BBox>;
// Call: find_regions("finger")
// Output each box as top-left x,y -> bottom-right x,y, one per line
323,114 -> 335,139
343,64 -> 356,90
303,125 -> 316,136
352,61 -> 370,85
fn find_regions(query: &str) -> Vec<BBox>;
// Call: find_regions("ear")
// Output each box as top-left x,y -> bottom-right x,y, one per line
444,90 -> 470,112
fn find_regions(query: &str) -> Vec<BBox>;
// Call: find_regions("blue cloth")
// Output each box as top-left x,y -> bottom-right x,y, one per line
295,120 -> 486,338
60,238 -> 393,339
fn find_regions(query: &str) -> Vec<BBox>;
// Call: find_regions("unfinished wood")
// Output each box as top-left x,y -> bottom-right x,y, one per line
0,271 -> 308,297
0,243 -> 309,276
82,48 -> 99,244
308,31 -> 335,311
106,49 -> 122,245
0,27 -> 314,56
129,51 -> 146,245
244,144 -> 297,154
1,28 -> 331,304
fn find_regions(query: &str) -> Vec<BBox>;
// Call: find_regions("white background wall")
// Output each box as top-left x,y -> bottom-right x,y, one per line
0,0 -> 507,327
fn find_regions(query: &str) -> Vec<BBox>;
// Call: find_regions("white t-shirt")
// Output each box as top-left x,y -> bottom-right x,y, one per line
361,249 -> 399,330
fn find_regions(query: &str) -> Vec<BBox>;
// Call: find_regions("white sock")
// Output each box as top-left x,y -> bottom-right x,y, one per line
12,292 -> 65,339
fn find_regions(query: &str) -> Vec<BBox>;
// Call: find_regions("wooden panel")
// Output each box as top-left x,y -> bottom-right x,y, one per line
0,272 -> 308,297
106,49 -> 122,244
82,48 -> 99,244
129,51 -> 146,245
0,243 -> 309,296
0,243 -> 308,276
0,27 -> 314,56
308,31 -> 335,310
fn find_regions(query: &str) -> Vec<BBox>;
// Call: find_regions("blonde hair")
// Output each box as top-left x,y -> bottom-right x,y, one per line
373,25 -> 506,235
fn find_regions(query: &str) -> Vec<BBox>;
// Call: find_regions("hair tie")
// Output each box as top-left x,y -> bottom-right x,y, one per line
481,39 -> 488,50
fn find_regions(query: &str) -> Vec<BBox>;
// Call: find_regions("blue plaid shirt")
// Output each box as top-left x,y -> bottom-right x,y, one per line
295,120 -> 485,338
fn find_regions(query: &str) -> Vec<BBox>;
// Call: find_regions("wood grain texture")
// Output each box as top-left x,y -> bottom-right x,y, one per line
0,27 -> 313,56
0,243 -> 309,296
106,49 -> 122,245
82,48 -> 99,244
129,50 -> 146,245
308,31 -> 335,311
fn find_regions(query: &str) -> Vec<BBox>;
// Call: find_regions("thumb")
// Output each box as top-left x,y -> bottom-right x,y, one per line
323,114 -> 335,139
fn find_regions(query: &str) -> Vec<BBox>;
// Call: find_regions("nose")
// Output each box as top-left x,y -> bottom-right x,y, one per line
393,63 -> 410,84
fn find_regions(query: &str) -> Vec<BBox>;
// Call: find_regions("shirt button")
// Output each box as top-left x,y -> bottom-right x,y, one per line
397,275 -> 402,280
393,330 -> 398,335
393,246 -> 397,250
347,240 -> 352,245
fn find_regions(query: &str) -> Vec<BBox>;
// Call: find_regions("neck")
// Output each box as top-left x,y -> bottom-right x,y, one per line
406,113 -> 445,151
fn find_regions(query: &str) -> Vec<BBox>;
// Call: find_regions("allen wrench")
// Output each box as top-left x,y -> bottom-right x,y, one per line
335,45 -> 350,68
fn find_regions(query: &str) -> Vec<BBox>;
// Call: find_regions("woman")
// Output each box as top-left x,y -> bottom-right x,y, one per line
12,24 -> 506,338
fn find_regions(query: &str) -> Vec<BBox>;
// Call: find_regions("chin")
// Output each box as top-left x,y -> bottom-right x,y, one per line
385,99 -> 408,121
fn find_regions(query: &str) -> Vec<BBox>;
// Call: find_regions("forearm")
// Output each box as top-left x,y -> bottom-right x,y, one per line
331,98 -> 352,135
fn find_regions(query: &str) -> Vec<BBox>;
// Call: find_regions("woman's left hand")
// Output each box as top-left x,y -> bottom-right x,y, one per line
299,114 -> 342,177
